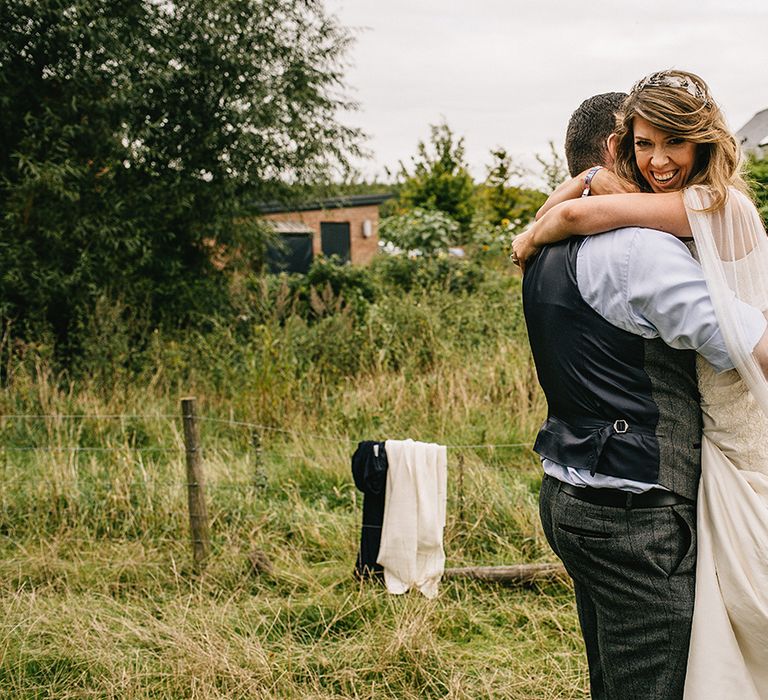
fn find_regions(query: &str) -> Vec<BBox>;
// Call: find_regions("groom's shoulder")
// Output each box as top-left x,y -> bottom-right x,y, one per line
578,227 -> 698,294
579,226 -> 692,261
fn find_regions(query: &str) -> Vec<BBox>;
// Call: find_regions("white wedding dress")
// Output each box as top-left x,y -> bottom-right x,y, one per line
683,190 -> 768,700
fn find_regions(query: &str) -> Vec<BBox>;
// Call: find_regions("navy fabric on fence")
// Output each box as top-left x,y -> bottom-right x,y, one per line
351,440 -> 388,578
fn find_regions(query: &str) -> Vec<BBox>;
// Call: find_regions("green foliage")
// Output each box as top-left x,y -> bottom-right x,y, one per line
372,254 -> 485,295
248,256 -> 378,326
293,312 -> 371,379
379,208 -> 459,256
297,178 -> 395,200
73,294 -> 151,392
389,137 -> 548,257
745,155 -> 768,227
0,245 -> 575,698
396,123 -> 476,235
475,149 -> 547,231
305,257 -> 377,307
535,141 -> 569,191
0,0 -> 360,352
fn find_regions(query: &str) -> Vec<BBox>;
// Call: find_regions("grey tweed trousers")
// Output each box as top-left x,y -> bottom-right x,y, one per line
539,474 -> 697,700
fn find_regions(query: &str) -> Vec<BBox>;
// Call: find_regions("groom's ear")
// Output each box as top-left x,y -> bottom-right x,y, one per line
606,133 -> 618,166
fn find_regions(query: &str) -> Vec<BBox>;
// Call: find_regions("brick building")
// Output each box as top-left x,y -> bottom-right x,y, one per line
259,193 -> 394,273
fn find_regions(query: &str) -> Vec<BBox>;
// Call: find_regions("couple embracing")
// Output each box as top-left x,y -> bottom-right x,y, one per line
513,70 -> 768,699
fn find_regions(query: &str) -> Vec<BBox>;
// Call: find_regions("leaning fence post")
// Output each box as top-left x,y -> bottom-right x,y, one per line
458,452 -> 465,524
181,397 -> 210,570
251,429 -> 267,490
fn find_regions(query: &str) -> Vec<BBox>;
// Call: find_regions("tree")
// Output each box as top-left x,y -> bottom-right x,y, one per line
0,0 -> 361,351
535,141 -> 569,191
746,155 -> 768,228
396,122 -> 475,235
475,148 -> 546,230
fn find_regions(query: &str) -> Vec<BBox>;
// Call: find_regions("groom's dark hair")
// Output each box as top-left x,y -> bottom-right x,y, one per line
565,92 -> 628,176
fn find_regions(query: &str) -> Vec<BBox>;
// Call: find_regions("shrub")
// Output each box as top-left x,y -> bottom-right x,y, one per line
746,155 -> 768,227
372,254 -> 485,295
379,208 -> 460,257
367,297 -> 442,373
395,123 -> 476,233
305,256 -> 377,315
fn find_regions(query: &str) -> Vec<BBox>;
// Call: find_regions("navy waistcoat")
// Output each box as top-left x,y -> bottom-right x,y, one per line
522,237 -> 701,500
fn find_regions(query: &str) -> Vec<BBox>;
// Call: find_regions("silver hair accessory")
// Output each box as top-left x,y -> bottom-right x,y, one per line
633,71 -> 710,105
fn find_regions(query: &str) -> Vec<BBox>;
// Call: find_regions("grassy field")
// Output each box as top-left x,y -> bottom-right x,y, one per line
0,267 -> 589,699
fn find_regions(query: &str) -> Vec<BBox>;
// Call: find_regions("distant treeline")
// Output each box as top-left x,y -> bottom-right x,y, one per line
2,1 -> 766,368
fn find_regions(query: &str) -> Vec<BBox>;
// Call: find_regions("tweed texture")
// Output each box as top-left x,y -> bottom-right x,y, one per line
540,475 -> 696,700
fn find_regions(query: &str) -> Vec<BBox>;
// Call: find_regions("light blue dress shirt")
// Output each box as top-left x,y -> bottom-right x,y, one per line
542,227 -> 767,493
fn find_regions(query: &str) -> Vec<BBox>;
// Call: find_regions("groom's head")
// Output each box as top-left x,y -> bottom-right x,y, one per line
565,92 -> 628,176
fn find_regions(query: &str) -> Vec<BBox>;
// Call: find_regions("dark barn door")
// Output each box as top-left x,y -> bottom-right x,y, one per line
320,222 -> 351,263
267,233 -> 313,274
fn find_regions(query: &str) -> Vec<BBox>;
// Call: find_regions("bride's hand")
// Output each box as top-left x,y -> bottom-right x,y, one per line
510,225 -> 541,272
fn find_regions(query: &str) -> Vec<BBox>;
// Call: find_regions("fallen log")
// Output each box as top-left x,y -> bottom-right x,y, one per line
443,563 -> 567,585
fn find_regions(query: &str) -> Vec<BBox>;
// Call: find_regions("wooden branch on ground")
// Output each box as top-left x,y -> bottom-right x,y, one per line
443,563 -> 567,585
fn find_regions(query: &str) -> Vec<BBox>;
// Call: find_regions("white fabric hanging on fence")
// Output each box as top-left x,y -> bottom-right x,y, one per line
376,439 -> 447,598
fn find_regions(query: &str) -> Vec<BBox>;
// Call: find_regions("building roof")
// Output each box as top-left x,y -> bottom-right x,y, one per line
268,220 -> 313,234
256,192 -> 394,215
736,108 -> 768,153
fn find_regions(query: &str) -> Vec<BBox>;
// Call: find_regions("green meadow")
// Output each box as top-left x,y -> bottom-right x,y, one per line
0,260 -> 588,698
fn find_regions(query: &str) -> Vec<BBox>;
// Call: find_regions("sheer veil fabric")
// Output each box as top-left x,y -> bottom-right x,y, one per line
684,185 -> 768,413
683,186 -> 768,699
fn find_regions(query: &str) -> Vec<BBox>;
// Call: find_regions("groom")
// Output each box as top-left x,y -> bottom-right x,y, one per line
521,93 -> 764,699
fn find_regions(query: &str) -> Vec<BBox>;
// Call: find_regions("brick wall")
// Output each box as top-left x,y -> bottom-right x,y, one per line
261,203 -> 381,265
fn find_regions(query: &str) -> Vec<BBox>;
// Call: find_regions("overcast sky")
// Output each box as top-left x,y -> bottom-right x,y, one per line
325,0 -> 768,185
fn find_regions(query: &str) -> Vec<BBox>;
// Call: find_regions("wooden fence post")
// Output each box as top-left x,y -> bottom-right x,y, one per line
251,429 -> 267,490
181,397 -> 210,570
457,452 -> 465,524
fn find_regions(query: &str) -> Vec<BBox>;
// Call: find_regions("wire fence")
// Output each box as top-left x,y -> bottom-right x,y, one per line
0,411 -> 538,491
0,416 -> 536,504
1,412 -> 535,450
0,406 -> 538,563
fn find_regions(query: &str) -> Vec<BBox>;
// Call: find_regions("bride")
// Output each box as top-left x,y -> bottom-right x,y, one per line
513,70 -> 768,699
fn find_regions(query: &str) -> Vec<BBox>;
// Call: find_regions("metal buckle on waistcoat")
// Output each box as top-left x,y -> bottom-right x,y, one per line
613,419 -> 629,434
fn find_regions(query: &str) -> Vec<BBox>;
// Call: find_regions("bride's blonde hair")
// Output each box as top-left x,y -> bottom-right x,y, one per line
612,69 -> 750,211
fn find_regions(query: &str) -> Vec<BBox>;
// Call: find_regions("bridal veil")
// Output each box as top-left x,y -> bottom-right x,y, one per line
684,185 -> 768,414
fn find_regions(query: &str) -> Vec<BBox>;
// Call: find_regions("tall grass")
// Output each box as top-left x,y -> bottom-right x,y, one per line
0,260 -> 588,698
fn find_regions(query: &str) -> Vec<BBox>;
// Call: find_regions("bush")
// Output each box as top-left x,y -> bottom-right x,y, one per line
395,123 -> 476,233
379,208 -> 460,256
372,254 -> 485,295
231,257 -> 378,329
367,297 -> 442,373
746,155 -> 768,227
293,311 -> 373,379
305,256 -> 377,315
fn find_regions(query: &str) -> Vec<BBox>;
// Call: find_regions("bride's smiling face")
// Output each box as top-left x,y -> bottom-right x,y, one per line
633,116 -> 698,193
